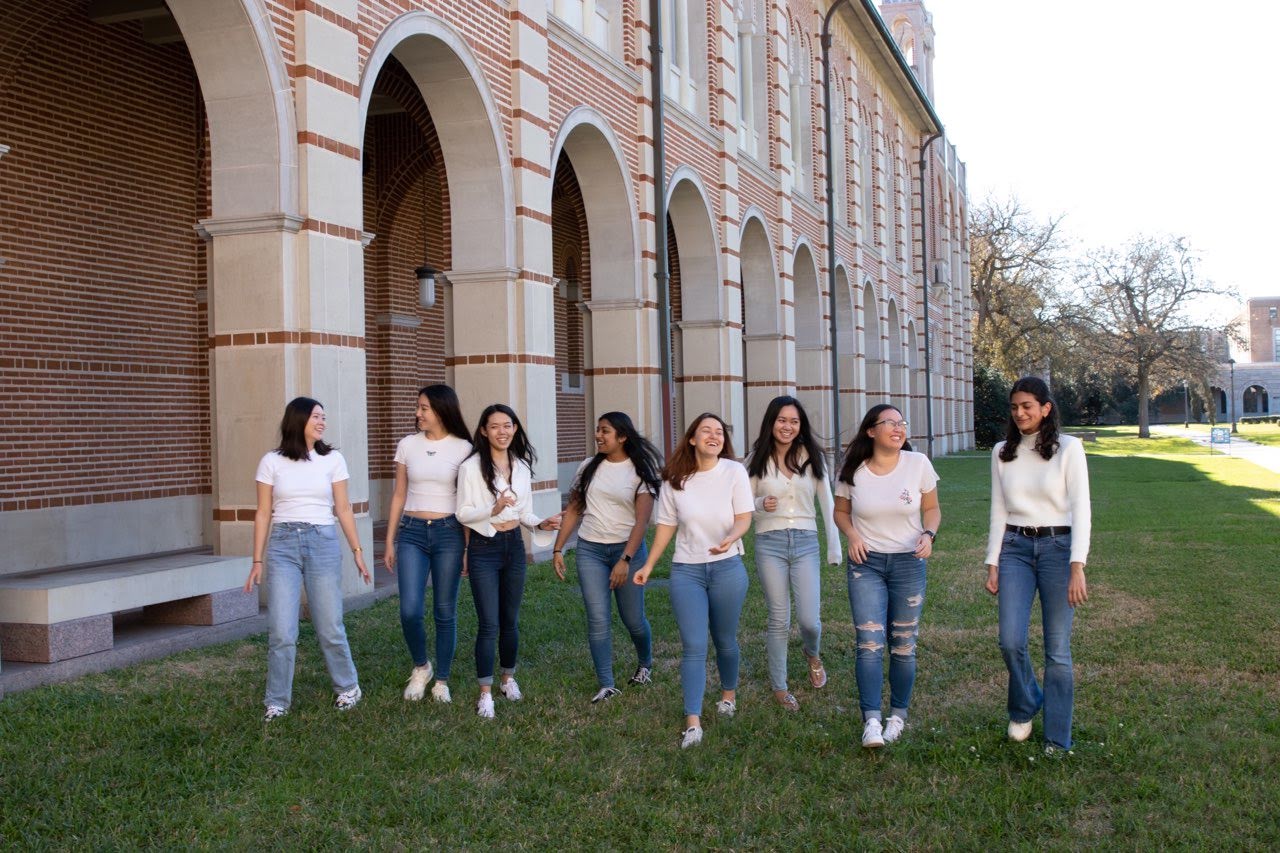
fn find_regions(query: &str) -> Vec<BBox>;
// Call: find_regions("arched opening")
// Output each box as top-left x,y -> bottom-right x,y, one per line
551,159 -> 590,484
793,242 -> 825,437
834,265 -> 857,450
1210,387 -> 1228,418
862,281 -> 884,405
739,215 -> 781,452
886,300 -> 905,404
1243,385 -> 1270,415
907,319 -> 924,442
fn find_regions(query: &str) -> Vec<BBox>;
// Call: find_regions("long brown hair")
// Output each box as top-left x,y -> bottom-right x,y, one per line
662,413 -> 735,490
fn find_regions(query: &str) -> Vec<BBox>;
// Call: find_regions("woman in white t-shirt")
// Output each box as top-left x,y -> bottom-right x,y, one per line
456,403 -> 561,719
634,413 -> 755,750
244,397 -> 372,721
552,412 -> 663,704
746,395 -> 842,711
383,384 -> 473,704
834,404 -> 940,749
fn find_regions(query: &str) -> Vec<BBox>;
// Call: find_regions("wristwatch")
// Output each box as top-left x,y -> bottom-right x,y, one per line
923,530 -> 937,541
621,553 -> 633,563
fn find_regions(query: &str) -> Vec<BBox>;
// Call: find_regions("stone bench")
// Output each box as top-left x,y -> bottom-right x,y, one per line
0,552 -> 257,664
1072,430 -> 1098,442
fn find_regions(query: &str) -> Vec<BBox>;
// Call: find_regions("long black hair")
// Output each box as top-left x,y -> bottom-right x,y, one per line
275,396 -> 333,461
746,395 -> 825,480
417,384 -> 471,441
837,403 -> 912,486
470,403 -> 537,496
999,375 -> 1060,462
568,412 -> 663,512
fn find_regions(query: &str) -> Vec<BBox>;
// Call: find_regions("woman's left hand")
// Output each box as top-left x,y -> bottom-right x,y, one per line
609,560 -> 629,589
354,551 -> 372,585
538,513 -> 562,531
913,534 -> 933,559
708,537 -> 736,555
1068,562 -> 1088,606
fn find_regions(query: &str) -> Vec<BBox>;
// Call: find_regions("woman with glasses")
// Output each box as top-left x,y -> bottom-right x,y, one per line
834,404 -> 940,748
984,376 -> 1090,755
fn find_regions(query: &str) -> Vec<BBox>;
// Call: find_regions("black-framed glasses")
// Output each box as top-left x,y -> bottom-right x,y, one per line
874,419 -> 909,430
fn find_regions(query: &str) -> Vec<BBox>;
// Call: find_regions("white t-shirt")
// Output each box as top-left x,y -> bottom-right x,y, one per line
393,433 -> 472,513
255,449 -> 350,525
575,457 -> 654,544
834,450 -> 939,554
985,432 -> 1091,565
655,458 -> 755,564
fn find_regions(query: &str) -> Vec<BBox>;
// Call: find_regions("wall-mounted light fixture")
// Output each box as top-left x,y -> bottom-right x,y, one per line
416,265 -> 437,309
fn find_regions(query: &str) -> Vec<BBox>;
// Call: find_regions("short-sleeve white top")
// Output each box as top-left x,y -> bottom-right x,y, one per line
255,449 -> 350,525
392,433 -> 472,513
654,458 -> 755,564
575,457 -> 653,544
834,450 -> 939,554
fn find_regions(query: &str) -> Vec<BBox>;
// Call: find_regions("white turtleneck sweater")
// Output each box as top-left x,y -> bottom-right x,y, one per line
986,432 -> 1092,566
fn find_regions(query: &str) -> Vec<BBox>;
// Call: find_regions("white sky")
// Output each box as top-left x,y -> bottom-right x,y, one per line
927,0 -> 1279,305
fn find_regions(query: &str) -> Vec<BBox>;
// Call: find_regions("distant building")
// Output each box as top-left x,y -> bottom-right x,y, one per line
1213,298 -> 1278,421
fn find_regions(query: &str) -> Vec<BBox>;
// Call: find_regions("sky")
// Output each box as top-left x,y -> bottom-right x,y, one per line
927,0 -> 1279,308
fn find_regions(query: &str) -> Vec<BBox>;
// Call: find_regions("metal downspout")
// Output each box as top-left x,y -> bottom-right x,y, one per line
650,0 -> 673,454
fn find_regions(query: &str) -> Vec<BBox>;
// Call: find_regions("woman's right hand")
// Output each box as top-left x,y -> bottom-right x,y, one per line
632,563 -> 654,586
491,492 -> 516,516
552,552 -> 567,581
846,534 -> 868,565
762,495 -> 778,512
243,562 -> 263,594
383,539 -> 397,573
984,564 -> 999,595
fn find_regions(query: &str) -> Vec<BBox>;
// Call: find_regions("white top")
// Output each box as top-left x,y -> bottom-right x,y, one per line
393,432 -> 472,513
750,456 -> 842,565
835,450 -> 939,554
255,449 -> 350,525
455,453 -> 555,547
986,432 -> 1092,565
575,457 -> 654,545
654,458 -> 755,564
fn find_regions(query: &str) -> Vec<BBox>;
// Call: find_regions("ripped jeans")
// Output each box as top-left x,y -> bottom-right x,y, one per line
847,551 -> 927,722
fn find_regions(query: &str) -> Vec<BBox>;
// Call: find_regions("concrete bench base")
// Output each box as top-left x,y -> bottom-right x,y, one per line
0,553 -> 256,664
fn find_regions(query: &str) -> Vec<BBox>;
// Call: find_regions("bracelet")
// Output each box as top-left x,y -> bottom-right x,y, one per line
553,549 -> 563,554
252,560 -> 263,564
352,546 -> 363,553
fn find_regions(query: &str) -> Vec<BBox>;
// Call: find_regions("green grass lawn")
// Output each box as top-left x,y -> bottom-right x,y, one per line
3,432 -> 1278,848
1236,421 -> 1280,447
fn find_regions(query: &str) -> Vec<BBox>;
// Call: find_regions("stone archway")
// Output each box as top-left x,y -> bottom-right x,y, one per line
793,242 -> 826,439
834,264 -> 857,450
861,281 -> 884,405
739,213 -> 782,452
886,299 -> 905,403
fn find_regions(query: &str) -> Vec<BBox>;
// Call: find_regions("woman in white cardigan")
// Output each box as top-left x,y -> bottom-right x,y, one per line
456,403 -> 560,719
985,376 -> 1091,754
745,396 -> 841,711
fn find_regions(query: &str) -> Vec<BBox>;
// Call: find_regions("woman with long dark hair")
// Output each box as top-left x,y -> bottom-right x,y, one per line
383,384 -> 472,704
985,376 -> 1091,755
552,412 -> 663,703
456,403 -> 561,719
634,413 -> 754,749
834,403 -> 940,748
745,396 -> 841,711
244,397 -> 371,721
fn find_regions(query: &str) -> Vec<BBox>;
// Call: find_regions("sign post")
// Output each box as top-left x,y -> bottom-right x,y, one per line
1210,426 -> 1231,454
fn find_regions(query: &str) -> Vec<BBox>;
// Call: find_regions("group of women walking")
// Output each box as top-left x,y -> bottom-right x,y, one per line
245,375 -> 1090,755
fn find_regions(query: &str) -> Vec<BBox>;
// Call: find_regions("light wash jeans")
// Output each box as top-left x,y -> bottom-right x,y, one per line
467,527 -> 526,687
394,515 -> 465,677
847,551 -> 926,722
997,529 -> 1076,749
576,538 -> 652,688
669,556 -> 749,716
754,528 -> 821,692
265,522 -> 359,709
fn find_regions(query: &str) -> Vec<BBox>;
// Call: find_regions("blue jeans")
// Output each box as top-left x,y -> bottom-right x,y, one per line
576,538 -> 652,688
394,515 -> 465,678
754,529 -> 821,692
264,522 -> 359,709
467,527 -> 526,687
669,556 -> 749,716
847,551 -> 927,722
998,529 -> 1075,749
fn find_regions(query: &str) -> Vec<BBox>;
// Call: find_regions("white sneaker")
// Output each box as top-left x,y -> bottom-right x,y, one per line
716,699 -> 736,718
628,666 -> 653,685
263,705 -> 288,722
883,715 -> 905,744
334,686 -> 362,711
476,692 -> 495,719
499,679 -> 523,701
680,726 -> 703,749
862,718 -> 885,748
591,686 -> 622,704
1008,720 -> 1033,742
403,662 -> 434,701
431,682 -> 452,703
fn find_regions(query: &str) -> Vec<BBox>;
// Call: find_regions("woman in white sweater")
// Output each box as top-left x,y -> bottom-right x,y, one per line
745,396 -> 841,711
456,403 -> 561,719
984,376 -> 1091,755
834,404 -> 940,748
634,413 -> 755,749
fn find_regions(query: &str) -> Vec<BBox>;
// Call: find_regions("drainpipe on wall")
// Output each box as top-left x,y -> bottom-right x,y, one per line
820,1 -> 850,462
918,131 -> 942,458
650,0 -> 674,455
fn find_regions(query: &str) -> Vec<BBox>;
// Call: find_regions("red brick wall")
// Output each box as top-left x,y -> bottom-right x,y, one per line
0,8 -> 210,513
552,153 -> 590,463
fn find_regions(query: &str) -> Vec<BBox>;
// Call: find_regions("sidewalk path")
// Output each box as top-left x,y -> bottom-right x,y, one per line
1150,426 -> 1280,476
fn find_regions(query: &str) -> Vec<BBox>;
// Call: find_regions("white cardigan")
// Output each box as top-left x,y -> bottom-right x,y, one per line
455,454 -> 556,548
750,458 -> 842,565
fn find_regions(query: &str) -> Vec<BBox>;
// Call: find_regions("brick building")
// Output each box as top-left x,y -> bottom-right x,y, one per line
0,0 -> 971,613
1212,297 -> 1278,421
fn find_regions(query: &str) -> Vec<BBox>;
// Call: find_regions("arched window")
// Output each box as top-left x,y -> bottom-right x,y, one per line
662,0 -> 706,115
859,108 -> 874,245
1243,385 -> 1270,414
